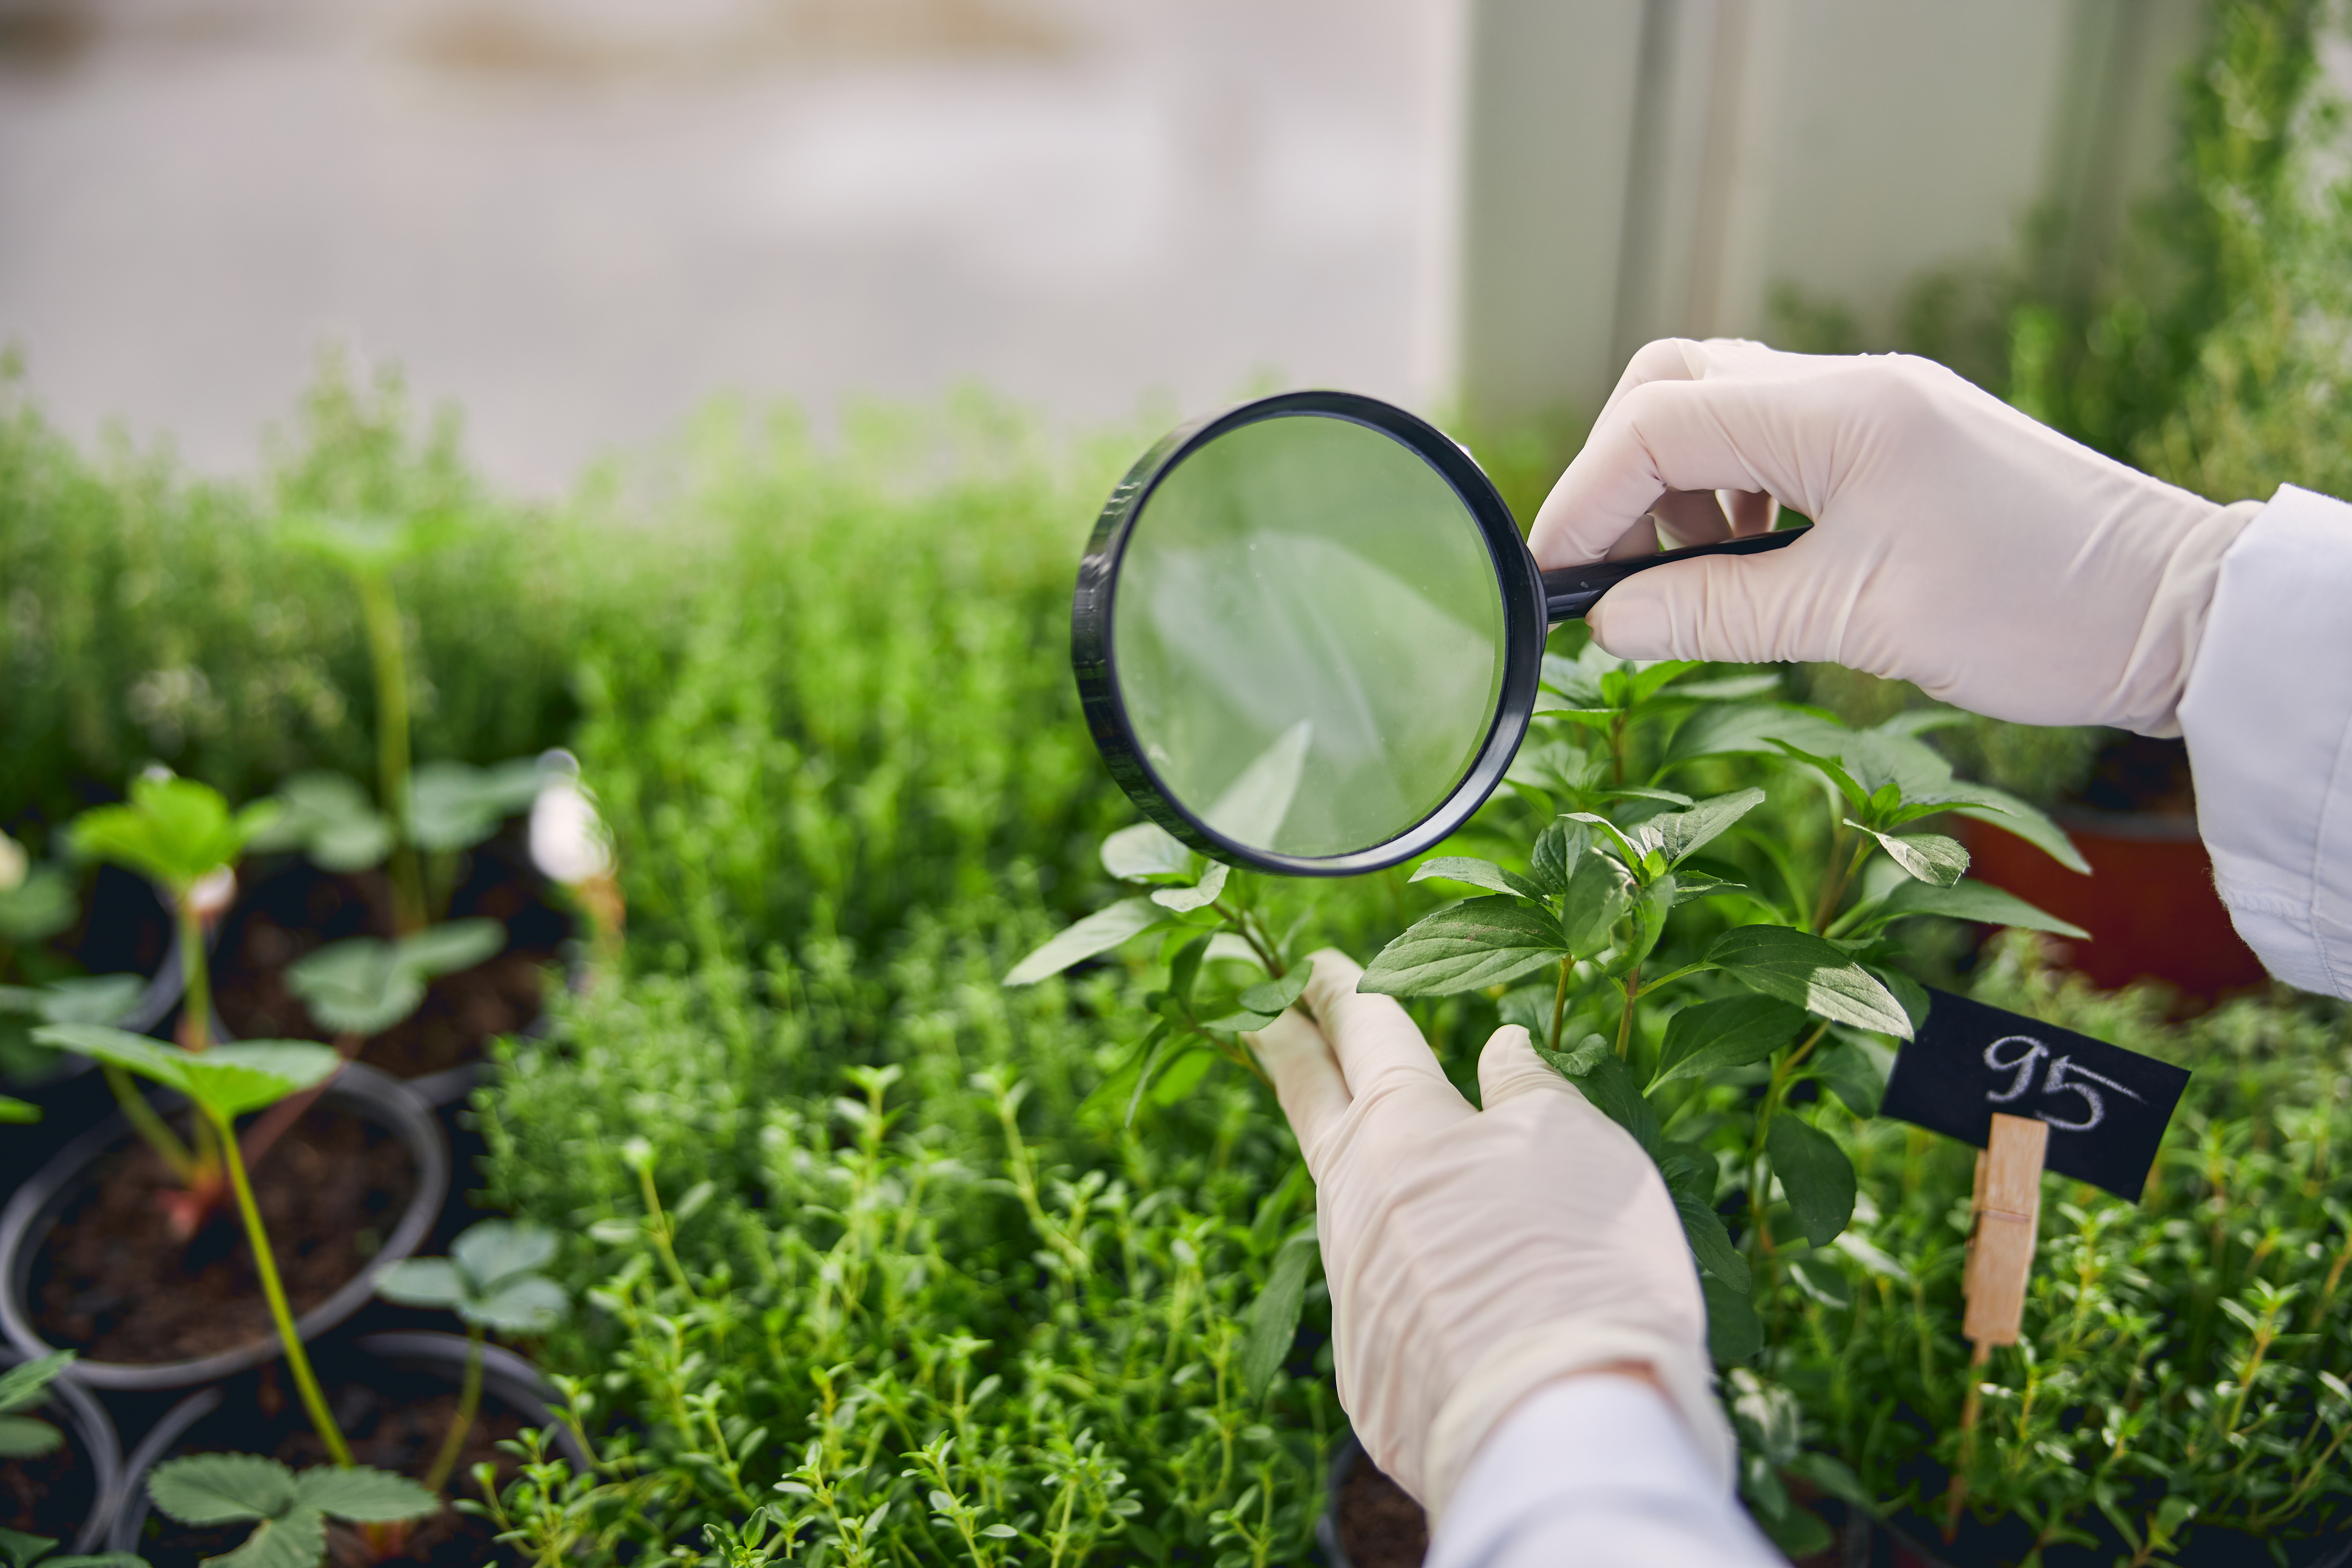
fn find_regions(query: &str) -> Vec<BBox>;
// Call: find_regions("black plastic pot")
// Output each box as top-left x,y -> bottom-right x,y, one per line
0,1063 -> 449,1391
106,1330 -> 594,1559
0,1346 -> 125,1556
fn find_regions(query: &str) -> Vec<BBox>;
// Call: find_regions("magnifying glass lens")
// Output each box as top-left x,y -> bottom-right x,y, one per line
1112,413 -> 1507,859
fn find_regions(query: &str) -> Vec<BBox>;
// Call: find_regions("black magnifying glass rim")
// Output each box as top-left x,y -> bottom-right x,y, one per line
1072,388 -> 1545,878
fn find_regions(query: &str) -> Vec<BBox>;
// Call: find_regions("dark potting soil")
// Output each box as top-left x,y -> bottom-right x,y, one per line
1336,1457 -> 1428,1568
213,854 -> 563,1083
138,1369 -> 530,1568
31,1105 -> 418,1365
0,1421 -> 92,1540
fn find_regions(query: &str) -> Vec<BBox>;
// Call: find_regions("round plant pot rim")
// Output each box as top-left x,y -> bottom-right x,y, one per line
1317,1433 -> 1366,1568
106,1329 -> 592,1556
0,1344 -> 126,1555
0,1062 -> 450,1391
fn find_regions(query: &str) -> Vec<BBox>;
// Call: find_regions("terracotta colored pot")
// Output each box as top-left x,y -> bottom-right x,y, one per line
1958,811 -> 2270,1000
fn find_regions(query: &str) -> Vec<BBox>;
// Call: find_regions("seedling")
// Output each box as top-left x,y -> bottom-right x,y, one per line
375,1220 -> 568,1492
28,1028 -> 351,1449
0,1351 -> 75,1459
144,1454 -> 434,1568
278,512 -> 545,933
64,777 -> 279,1216
0,977 -> 145,1084
229,919 -> 504,1167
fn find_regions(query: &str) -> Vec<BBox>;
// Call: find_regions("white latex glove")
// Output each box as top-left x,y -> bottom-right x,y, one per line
1247,950 -> 1731,1518
1530,338 -> 2263,737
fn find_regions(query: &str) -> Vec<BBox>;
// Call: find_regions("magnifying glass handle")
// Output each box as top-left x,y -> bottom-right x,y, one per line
1538,525 -> 1812,623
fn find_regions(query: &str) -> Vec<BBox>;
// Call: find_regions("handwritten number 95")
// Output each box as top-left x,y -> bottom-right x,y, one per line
1982,1035 -> 2145,1132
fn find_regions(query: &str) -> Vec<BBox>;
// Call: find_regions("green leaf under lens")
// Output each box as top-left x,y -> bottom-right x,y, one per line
1004,898 -> 1168,986
1236,960 -> 1311,1018
1877,879 -> 2088,939
1100,821 -> 1194,881
1766,1114 -> 1857,1248
288,1466 -> 439,1523
1846,822 -> 1968,886
1706,927 -> 1912,1038
1409,857 -> 1547,903
1357,898 -> 1567,996
1650,996 -> 1806,1088
1240,1231 -> 1316,1401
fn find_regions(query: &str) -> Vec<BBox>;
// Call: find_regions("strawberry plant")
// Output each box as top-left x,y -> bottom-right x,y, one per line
374,1221 -> 568,1494
0,1353 -> 74,1461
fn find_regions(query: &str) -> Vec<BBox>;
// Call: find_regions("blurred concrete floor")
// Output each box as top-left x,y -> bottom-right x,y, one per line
0,0 -> 1461,492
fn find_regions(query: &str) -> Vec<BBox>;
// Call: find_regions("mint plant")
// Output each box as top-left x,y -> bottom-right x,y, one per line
374,1220 -> 568,1493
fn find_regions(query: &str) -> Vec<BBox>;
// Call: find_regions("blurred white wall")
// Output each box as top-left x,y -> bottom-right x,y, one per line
1460,0 -> 2207,424
0,0 -> 1466,492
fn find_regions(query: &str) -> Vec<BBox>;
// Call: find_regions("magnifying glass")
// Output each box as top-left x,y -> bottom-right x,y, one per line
1070,390 -> 1807,876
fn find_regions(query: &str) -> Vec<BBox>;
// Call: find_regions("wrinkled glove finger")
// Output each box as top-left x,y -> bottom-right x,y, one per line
1587,535 -> 1828,664
1474,1025 -> 1580,1110
1529,372 -> 1814,569
1307,948 -> 1465,1107
1247,1009 -> 1350,1174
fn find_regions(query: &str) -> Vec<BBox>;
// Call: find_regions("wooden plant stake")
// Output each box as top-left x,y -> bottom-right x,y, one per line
1944,1112 -> 2049,1539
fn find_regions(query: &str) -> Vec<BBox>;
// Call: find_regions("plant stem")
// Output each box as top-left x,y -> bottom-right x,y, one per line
101,1064 -> 196,1182
424,1321 -> 486,1493
1546,958 -> 1571,1056
1614,964 -> 1641,1060
358,570 -> 425,934
1811,832 -> 1872,933
1944,1340 -> 1991,1541
213,1105 -> 352,1467
1744,1021 -> 1832,1261
174,892 -> 211,1052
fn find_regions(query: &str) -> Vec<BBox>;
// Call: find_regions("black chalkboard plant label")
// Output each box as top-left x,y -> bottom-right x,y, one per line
1879,988 -> 2191,1200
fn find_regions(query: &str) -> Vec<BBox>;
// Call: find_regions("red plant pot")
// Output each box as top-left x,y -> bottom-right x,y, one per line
1958,812 -> 2270,1000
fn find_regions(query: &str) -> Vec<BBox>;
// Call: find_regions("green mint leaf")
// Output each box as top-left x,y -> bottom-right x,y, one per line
1167,932 -> 1213,1009
1939,787 -> 2089,874
1787,1253 -> 1853,1310
1766,1114 -> 1857,1248
1651,789 -> 1766,866
1528,818 -> 1588,895
1814,1037 -> 1891,1118
1356,897 -> 1567,996
1765,740 -> 1872,813
1004,898 -> 1169,986
1650,996 -> 1807,1088
1704,1276 -> 1761,1363
1705,926 -> 1912,1038
1409,857 -> 1547,903
1844,822 -> 1968,886
1877,879 -> 2088,939
1535,1032 -> 1611,1079
1673,1191 -> 1751,1295
1236,960 -> 1311,1018
1558,853 -> 1633,959
1239,1231 -> 1317,1401
1149,860 -> 1228,913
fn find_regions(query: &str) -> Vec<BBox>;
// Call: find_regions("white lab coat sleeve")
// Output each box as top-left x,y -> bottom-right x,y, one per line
2177,484 -> 2352,999
1424,1376 -> 1781,1568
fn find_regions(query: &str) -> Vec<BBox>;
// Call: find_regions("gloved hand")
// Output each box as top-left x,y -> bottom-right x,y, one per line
1530,338 -> 2263,737
1247,950 -> 1731,1517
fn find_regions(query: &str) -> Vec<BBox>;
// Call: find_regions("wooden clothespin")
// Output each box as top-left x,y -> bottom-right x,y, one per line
1947,1112 -> 2048,1537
